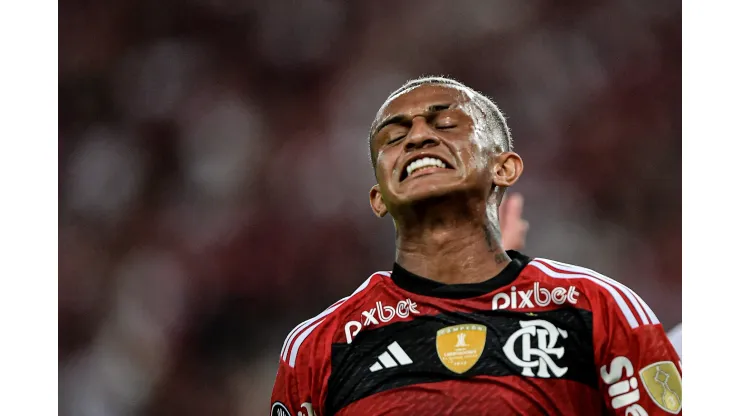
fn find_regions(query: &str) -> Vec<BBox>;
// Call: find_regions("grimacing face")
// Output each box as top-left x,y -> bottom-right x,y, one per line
368,84 -> 523,219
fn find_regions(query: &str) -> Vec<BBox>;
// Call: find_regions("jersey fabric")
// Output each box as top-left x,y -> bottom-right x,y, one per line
271,251 -> 682,416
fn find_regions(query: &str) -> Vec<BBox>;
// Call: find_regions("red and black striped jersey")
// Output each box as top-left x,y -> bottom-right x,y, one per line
271,251 -> 682,416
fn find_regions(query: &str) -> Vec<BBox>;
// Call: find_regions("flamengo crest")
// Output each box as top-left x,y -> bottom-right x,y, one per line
503,320 -> 568,378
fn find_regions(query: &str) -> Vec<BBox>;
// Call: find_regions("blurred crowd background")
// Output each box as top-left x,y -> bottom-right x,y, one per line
58,0 -> 681,414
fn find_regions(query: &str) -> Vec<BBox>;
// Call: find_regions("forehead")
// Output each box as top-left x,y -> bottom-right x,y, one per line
378,84 -> 473,120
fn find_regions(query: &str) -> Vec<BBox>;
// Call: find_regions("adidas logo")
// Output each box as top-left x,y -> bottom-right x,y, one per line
369,341 -> 413,372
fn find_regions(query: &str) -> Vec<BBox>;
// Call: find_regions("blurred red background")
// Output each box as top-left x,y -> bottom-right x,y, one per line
58,1 -> 680,414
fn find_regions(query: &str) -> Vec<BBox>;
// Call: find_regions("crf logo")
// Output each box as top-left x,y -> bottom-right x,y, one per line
503,320 -> 568,378
492,283 -> 579,311
344,299 -> 419,344
601,356 -> 648,416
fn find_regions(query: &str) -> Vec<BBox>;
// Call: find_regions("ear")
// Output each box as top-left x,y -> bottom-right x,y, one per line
492,151 -> 524,189
369,184 -> 388,218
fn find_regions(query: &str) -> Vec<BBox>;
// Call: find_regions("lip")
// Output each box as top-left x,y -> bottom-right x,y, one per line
399,152 -> 455,182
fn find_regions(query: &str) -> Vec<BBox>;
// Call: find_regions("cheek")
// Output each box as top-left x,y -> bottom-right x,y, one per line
456,145 -> 482,168
457,147 -> 493,183
375,151 -> 395,182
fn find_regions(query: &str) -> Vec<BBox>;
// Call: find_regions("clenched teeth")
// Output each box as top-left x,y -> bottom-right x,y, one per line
406,157 -> 448,177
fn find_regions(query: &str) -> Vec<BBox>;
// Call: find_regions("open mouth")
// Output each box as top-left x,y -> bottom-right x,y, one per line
400,155 -> 454,182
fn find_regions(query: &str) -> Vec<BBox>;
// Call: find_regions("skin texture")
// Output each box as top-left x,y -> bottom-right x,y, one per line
368,84 -> 524,285
499,192 -> 529,252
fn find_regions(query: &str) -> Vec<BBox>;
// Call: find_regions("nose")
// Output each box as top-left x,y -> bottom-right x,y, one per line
404,117 -> 440,152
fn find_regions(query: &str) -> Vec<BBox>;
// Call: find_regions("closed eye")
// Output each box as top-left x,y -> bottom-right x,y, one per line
434,113 -> 457,130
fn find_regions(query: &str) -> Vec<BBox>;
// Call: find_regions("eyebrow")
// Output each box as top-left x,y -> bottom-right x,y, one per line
372,103 -> 452,138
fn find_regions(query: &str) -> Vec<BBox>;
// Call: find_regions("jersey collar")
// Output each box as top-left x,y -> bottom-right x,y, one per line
390,250 -> 531,299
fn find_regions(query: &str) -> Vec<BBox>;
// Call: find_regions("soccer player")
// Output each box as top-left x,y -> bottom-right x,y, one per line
271,77 -> 681,415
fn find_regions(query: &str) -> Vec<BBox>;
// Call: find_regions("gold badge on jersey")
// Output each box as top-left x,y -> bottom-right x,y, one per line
436,324 -> 487,374
639,361 -> 682,414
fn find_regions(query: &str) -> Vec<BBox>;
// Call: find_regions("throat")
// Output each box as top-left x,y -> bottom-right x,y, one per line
395,231 -> 510,285
393,194 -> 508,285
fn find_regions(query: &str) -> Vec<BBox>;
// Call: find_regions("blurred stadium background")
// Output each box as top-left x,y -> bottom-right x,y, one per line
58,0 -> 681,414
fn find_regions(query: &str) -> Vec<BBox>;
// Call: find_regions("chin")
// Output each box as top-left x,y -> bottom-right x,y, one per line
396,182 -> 472,206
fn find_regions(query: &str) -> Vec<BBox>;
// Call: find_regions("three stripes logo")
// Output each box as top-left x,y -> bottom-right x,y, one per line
369,341 -> 413,372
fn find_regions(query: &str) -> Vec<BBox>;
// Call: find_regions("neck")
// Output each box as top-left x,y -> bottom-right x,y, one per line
393,198 -> 510,285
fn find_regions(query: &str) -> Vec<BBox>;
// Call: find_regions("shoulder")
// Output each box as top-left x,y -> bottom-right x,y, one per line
524,256 -> 660,330
278,270 -> 390,368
